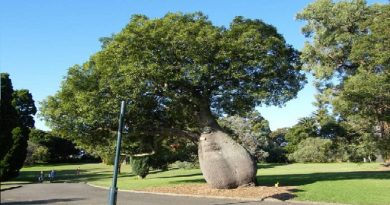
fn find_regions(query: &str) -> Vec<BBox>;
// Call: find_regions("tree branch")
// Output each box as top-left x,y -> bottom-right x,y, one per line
141,127 -> 200,142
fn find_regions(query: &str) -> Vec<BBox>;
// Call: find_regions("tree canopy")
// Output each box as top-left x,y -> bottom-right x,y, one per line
41,12 -> 305,188
297,0 -> 390,159
41,12 -> 305,156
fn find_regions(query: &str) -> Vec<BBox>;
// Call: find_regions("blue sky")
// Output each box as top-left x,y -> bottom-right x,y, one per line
1,0 -> 386,131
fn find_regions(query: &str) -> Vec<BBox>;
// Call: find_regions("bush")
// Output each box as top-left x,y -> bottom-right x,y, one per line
25,141 -> 50,165
289,138 -> 332,163
101,151 -> 115,165
265,143 -> 288,163
33,146 -> 50,163
1,127 -> 29,180
29,129 -> 80,163
148,138 -> 198,170
130,155 -> 150,179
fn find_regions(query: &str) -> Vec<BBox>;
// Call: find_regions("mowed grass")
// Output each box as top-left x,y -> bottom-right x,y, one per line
257,163 -> 390,205
2,163 -> 389,205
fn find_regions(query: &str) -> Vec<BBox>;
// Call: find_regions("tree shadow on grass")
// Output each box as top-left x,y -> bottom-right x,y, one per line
0,185 -> 23,192
257,170 -> 390,187
257,163 -> 288,170
168,178 -> 206,185
170,170 -> 389,201
261,188 -> 304,201
2,197 -> 85,204
171,170 -> 389,187
153,173 -> 203,179
5,169 -> 114,184
149,167 -> 179,174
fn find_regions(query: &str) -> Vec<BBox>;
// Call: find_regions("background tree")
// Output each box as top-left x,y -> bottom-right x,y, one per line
284,117 -> 317,154
41,12 -> 305,189
29,129 -> 80,163
297,0 -> 390,160
24,141 -> 50,165
266,128 -> 289,163
0,73 -> 36,181
269,128 -> 288,146
289,137 -> 332,163
219,111 -> 271,162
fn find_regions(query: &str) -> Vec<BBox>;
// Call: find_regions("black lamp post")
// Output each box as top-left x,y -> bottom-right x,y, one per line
108,101 -> 126,205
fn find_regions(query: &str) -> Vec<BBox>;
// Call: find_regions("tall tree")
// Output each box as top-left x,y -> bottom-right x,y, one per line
0,73 -> 19,180
0,73 -> 18,161
41,13 -> 305,188
0,73 -> 36,180
297,0 -> 390,158
12,89 -> 37,129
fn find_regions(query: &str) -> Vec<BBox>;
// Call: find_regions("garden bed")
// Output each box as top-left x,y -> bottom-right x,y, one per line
142,184 -> 297,200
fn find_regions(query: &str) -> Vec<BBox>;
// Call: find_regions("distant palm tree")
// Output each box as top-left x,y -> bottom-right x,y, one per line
298,117 -> 317,136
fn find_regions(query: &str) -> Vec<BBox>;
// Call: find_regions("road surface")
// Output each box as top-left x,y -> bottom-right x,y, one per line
1,183 -> 326,205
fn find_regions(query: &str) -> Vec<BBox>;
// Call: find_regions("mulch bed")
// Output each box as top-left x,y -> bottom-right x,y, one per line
141,184 -> 298,201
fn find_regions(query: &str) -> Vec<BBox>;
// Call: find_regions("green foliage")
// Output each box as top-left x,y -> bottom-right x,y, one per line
40,12 -> 305,161
12,89 -> 37,128
334,71 -> 390,124
298,0 -> 390,159
284,117 -> 317,154
24,141 -> 50,165
100,150 -> 115,165
0,73 -> 36,181
289,138 -> 332,163
154,138 -> 197,170
32,144 -> 50,163
29,129 -> 79,163
265,143 -> 288,163
130,155 -> 150,179
1,127 -> 29,180
0,73 -> 19,164
333,71 -> 390,159
219,111 -> 271,162
269,128 -> 288,146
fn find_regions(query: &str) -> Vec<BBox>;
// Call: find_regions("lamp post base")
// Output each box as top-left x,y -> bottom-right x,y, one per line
108,187 -> 118,205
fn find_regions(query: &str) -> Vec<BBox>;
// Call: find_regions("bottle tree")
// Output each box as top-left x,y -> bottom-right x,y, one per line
41,13 -> 305,189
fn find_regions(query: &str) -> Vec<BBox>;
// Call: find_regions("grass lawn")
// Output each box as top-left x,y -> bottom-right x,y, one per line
1,163 -> 389,205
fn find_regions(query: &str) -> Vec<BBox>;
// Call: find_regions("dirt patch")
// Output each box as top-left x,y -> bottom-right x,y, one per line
141,184 -> 298,201
379,166 -> 390,171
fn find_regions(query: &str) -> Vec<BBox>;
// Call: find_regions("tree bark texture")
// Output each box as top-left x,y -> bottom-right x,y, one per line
197,101 -> 257,189
198,130 -> 258,189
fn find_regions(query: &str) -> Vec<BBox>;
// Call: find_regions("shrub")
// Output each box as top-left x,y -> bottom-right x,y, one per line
289,138 -> 332,163
130,155 -> 150,179
148,138 -> 198,170
25,141 -> 50,165
33,146 -> 50,163
265,143 -> 288,163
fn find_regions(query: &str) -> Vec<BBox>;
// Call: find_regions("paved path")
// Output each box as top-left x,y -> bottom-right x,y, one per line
1,183 -> 323,205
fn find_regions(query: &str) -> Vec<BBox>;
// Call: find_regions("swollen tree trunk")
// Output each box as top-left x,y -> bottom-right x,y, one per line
197,102 -> 257,189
